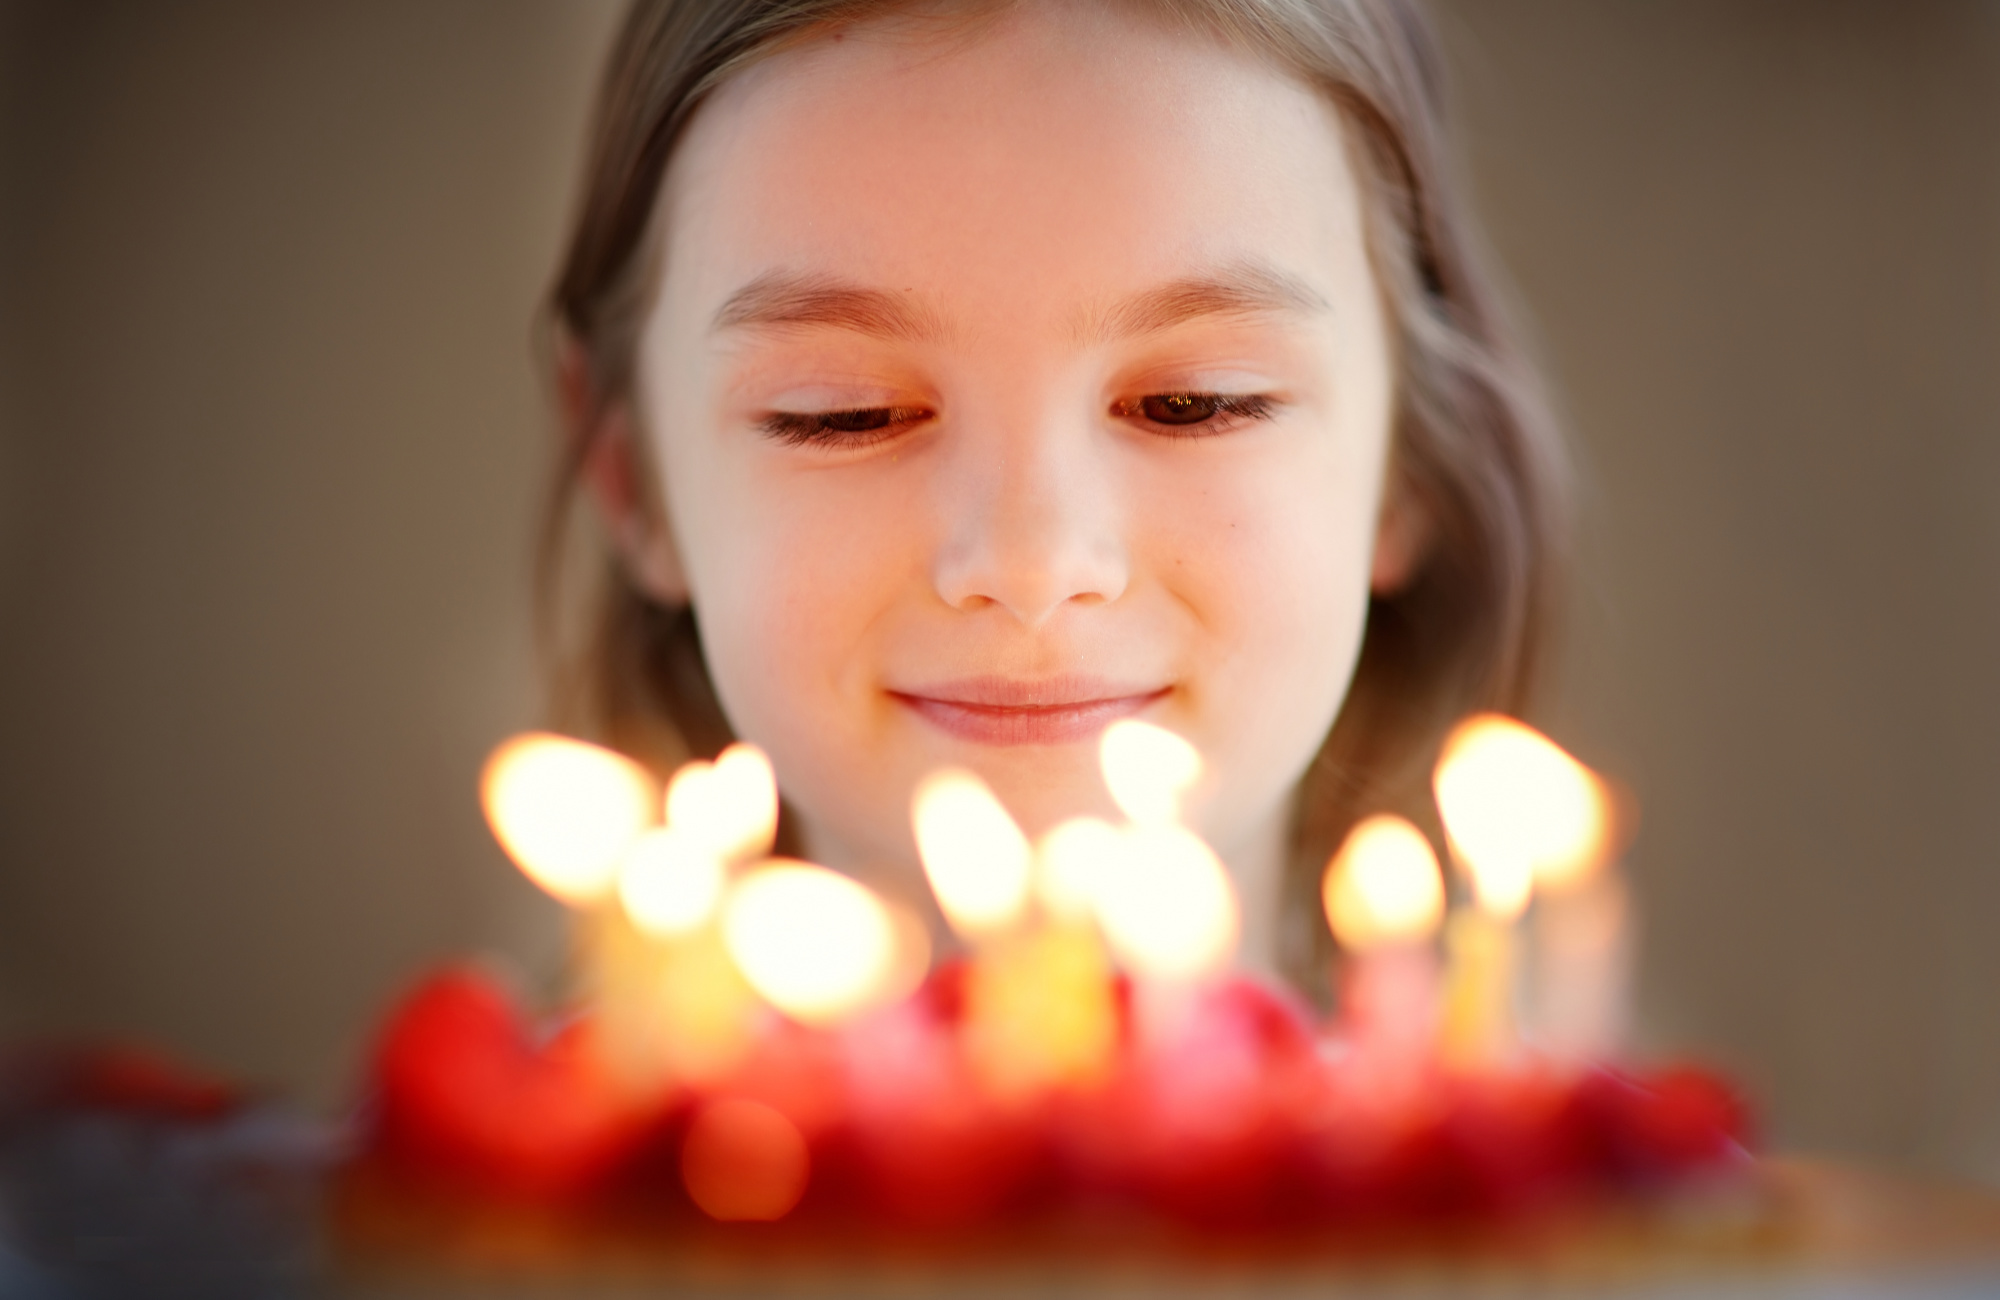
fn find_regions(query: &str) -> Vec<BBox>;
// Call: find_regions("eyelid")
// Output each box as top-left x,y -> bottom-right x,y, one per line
1112,361 -> 1285,393
756,382 -> 921,410
725,348 -> 941,412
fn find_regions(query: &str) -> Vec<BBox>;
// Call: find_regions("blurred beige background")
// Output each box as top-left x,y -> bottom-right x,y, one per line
2,1 -> 1996,1183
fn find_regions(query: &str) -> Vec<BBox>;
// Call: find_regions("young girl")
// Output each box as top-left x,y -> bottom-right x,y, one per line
541,0 -> 1564,985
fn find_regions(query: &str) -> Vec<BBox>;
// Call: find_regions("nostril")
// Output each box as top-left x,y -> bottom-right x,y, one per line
934,548 -> 1132,626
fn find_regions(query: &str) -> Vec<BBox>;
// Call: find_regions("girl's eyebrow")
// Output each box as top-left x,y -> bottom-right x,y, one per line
711,272 -> 945,342
1083,262 -> 1329,343
708,260 -> 1326,343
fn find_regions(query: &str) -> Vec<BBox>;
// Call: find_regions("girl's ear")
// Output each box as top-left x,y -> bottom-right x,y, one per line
557,333 -> 690,605
1370,469 -> 1431,596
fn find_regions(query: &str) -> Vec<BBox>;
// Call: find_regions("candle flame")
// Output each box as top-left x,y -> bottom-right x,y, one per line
480,733 -> 653,905
1092,823 -> 1238,981
1099,719 -> 1201,826
911,769 -> 1033,938
618,826 -> 725,938
721,862 -> 897,1026
1323,814 -> 1445,950
1035,816 -> 1123,923
1433,715 -> 1609,913
1534,766 -> 1615,893
666,743 -> 778,864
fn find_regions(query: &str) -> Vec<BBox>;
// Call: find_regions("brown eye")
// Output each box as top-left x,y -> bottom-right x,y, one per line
1112,391 -> 1277,436
1139,393 -> 1219,425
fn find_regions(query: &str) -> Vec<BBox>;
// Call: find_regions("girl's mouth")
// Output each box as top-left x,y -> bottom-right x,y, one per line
888,678 -> 1172,747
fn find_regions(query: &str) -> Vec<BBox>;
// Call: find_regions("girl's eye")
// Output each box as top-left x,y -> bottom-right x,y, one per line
1113,392 -> 1276,435
758,405 -> 931,448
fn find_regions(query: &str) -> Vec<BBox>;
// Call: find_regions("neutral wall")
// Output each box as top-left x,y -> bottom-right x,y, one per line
1,1 -> 1996,1179
0,0 -> 622,1107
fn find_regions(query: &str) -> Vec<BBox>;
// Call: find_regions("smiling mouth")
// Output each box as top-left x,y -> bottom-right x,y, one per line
889,679 -> 1172,747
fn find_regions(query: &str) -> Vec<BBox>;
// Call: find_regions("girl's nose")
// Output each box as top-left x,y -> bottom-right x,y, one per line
929,415 -> 1130,628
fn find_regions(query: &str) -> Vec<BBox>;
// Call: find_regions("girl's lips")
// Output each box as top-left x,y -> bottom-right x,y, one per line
889,681 -> 1172,747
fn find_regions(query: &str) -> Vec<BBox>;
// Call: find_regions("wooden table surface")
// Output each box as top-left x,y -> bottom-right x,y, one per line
330,1157 -> 2000,1298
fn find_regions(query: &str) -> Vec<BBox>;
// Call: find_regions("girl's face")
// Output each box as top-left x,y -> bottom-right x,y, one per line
627,2 -> 1401,899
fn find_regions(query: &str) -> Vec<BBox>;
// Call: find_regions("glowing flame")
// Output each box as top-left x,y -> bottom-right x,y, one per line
1092,823 -> 1238,981
1035,816 -> 1123,922
1100,719 -> 1201,826
1323,814 -> 1446,950
721,862 -> 897,1025
911,769 -> 1033,938
1434,715 -> 1609,914
480,733 -> 654,905
666,743 -> 779,864
618,826 -> 725,937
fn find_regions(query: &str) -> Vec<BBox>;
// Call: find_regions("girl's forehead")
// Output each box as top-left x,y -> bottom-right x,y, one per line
656,2 -> 1365,327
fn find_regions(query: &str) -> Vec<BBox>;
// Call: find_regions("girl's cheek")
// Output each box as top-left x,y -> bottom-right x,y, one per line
691,461 -> 940,872
1149,419 -> 1380,618
695,462 -> 915,711
1162,439 -> 1383,834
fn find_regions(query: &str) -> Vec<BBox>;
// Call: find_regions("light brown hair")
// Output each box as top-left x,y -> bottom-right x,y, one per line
542,0 -> 1568,978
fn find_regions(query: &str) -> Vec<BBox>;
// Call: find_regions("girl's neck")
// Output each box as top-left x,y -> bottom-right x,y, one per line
1220,803 -> 1290,981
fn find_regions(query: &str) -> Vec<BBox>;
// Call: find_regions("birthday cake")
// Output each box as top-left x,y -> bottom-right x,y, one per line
317,715 -> 1804,1295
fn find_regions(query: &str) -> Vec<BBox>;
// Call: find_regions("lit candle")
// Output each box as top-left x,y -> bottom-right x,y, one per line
1086,721 -> 1238,1046
477,735 -> 799,1090
605,824 -> 755,1086
598,743 -> 784,1085
480,732 -> 720,1094
720,860 -> 916,1027
663,743 -> 780,865
1525,774 -> 1630,1061
1432,716 -> 1539,1068
1099,717 -> 1202,828
1433,714 -> 1627,1069
698,853 -> 925,1226
1089,820 -> 1239,986
911,767 -> 1035,941
1323,814 -> 1445,1087
913,770 -> 1113,1098
480,732 -> 655,911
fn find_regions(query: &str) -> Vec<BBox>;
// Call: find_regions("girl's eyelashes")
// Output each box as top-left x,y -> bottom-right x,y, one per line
1111,391 -> 1278,437
755,392 -> 1276,447
757,405 -> 933,448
